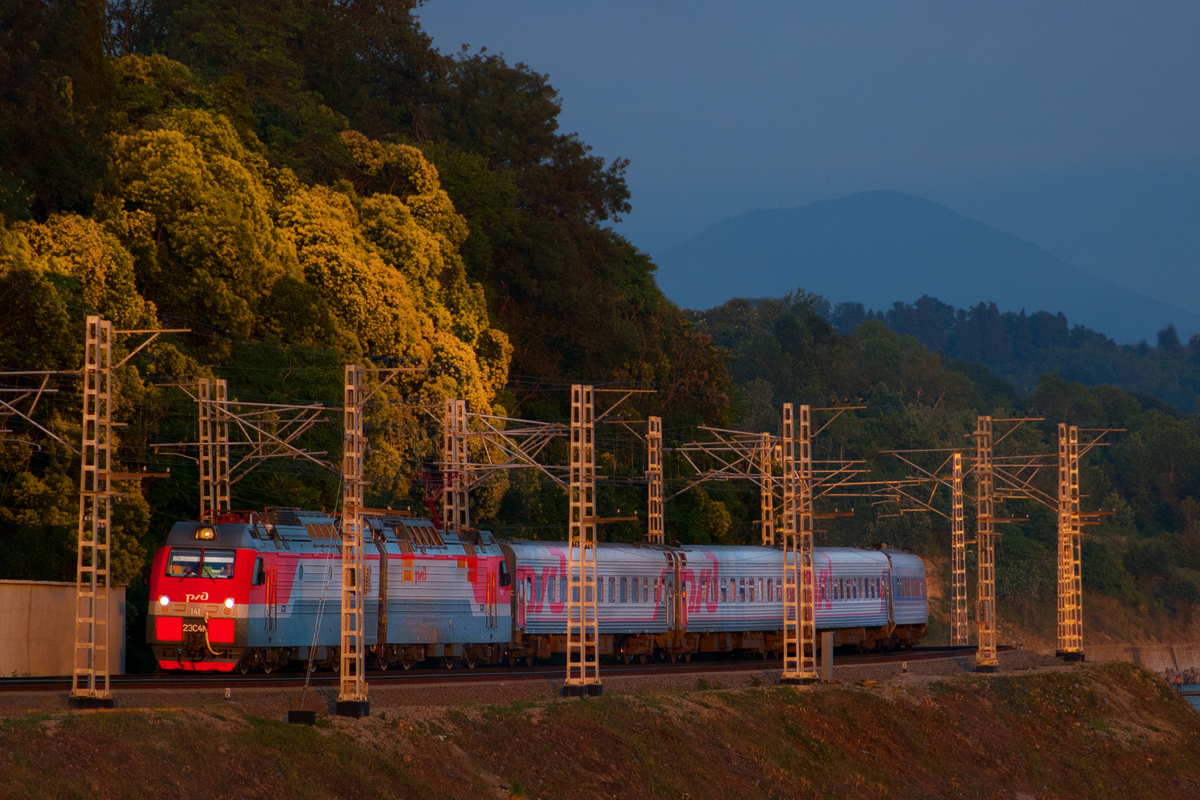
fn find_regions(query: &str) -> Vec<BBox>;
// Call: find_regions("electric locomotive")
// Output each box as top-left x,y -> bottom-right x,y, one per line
148,508 -> 511,672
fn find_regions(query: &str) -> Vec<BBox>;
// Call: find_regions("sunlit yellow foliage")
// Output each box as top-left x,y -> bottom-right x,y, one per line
2,65 -> 516,560
281,132 -> 510,409
279,184 -> 427,357
101,108 -> 299,335
14,213 -> 151,327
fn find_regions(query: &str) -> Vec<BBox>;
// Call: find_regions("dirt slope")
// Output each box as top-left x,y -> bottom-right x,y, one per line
1,663 -> 1198,799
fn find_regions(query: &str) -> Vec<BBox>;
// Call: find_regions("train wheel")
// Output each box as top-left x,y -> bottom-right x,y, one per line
683,653 -> 692,663
526,656 -> 534,667
465,657 -> 479,669
639,654 -> 648,665
441,657 -> 455,669
623,653 -> 632,665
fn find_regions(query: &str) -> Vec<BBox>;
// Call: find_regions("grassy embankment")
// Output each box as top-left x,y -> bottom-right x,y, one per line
1,662 -> 1198,799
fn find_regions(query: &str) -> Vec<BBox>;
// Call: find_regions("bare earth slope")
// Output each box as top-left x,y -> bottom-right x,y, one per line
1,662 -> 1198,799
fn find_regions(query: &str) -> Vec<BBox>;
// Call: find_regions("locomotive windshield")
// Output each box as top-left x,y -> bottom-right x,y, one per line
166,548 -> 236,579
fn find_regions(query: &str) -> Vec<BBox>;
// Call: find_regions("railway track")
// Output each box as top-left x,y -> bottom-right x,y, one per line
0,645 -> 1000,694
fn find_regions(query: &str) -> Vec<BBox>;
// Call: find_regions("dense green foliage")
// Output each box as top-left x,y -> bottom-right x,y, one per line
835,295 -> 1200,412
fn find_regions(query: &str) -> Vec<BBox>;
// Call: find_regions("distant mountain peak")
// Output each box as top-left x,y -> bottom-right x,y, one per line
655,191 -> 1199,344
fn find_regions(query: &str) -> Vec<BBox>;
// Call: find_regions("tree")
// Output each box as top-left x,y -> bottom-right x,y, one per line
1158,324 -> 1182,351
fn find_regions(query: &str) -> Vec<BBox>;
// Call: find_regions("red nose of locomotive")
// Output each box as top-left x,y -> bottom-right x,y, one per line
148,520 -> 253,671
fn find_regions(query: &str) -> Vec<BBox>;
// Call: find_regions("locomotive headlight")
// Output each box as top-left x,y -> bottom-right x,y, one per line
193,526 -> 216,540
158,595 -> 171,607
223,597 -> 235,609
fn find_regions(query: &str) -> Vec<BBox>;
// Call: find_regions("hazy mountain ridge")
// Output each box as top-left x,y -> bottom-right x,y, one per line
656,190 -> 1200,344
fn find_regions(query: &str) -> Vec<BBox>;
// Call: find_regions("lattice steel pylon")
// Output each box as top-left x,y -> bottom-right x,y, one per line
781,405 -> 798,678
974,415 -> 999,672
70,316 -> 115,708
646,416 -> 664,544
564,384 -> 601,695
798,405 -> 818,680
951,451 -> 969,646
1057,423 -> 1084,660
760,432 -> 775,546
442,399 -> 469,532
337,364 -> 369,717
198,378 -> 231,522
781,404 -> 819,683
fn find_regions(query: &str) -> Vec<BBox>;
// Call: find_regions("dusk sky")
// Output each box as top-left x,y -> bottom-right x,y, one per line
418,1 -> 1200,315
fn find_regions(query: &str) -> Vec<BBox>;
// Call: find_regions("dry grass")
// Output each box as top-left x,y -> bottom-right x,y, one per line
2,663 -> 1199,799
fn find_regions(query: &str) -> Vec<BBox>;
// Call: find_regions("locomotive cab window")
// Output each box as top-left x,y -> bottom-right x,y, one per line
498,560 -> 510,587
166,548 -> 235,579
166,549 -> 201,577
202,550 -> 236,579
252,557 -> 266,586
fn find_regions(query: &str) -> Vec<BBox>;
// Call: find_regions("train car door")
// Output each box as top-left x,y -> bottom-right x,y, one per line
679,578 -> 689,630
516,569 -> 533,629
881,555 -> 895,632
664,575 -> 674,629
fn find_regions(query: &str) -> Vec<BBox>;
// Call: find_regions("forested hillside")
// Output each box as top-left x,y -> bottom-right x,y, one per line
834,295 -> 1200,412
689,292 -> 1200,640
1,2 -> 1198,659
